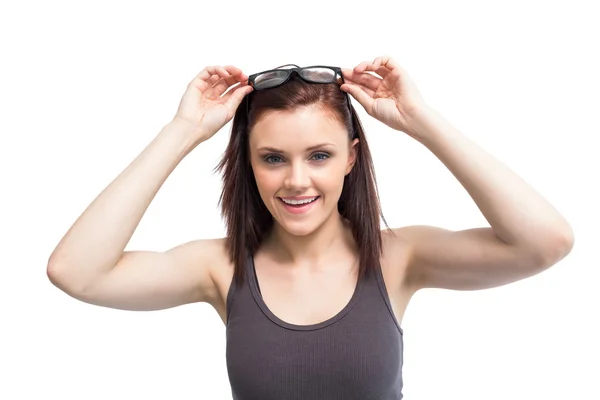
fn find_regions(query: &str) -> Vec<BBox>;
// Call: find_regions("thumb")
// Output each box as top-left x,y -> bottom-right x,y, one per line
341,84 -> 373,115
224,85 -> 253,111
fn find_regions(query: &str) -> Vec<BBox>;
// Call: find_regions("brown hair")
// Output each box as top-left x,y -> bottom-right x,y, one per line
215,76 -> 390,287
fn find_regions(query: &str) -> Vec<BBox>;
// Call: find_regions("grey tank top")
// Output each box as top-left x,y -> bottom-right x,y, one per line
225,255 -> 404,399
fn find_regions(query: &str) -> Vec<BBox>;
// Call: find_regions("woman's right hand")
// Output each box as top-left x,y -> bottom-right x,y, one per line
172,65 -> 253,143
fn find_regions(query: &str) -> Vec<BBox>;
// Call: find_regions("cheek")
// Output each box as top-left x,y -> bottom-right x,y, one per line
315,163 -> 347,193
253,167 -> 280,197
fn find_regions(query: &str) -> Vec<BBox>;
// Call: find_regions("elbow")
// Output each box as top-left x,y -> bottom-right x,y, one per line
46,257 -> 84,296
530,224 -> 575,269
47,259 -> 69,291
47,252 -> 65,285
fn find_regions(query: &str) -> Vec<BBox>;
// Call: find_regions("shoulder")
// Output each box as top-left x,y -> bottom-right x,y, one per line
380,225 -> 441,290
380,227 -> 414,290
200,237 -> 236,320
381,225 -> 450,260
170,237 -> 233,308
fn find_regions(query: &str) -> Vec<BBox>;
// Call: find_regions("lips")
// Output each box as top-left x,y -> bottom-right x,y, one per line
278,196 -> 319,205
277,196 -> 320,214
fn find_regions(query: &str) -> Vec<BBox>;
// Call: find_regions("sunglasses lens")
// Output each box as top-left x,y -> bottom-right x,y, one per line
299,67 -> 336,83
254,70 -> 289,89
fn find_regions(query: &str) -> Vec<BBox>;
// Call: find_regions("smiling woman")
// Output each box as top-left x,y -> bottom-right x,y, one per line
250,107 -> 358,244
252,107 -> 358,236
214,69 -> 406,399
216,70 -> 387,287
47,57 -> 573,400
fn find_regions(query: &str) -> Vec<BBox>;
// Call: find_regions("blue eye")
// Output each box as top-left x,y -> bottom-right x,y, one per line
263,152 -> 330,164
264,155 -> 283,164
312,153 -> 330,161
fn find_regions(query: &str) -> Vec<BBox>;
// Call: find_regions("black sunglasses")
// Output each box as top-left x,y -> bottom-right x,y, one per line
246,64 -> 355,136
248,64 -> 345,89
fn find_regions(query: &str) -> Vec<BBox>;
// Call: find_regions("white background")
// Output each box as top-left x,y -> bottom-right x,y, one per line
1,0 -> 598,399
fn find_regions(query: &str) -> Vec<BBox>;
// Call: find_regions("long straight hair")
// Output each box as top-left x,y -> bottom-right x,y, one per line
215,77 -> 390,287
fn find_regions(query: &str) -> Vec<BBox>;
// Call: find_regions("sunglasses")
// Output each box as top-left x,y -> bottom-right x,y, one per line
248,64 -> 345,89
246,64 -> 355,136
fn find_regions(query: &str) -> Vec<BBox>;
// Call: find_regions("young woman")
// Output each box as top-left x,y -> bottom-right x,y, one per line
47,56 -> 574,399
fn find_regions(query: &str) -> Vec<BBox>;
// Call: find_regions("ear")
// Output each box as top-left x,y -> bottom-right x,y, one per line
345,138 -> 359,175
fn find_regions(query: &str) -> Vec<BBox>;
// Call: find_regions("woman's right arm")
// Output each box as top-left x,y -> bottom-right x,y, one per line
47,65 -> 253,311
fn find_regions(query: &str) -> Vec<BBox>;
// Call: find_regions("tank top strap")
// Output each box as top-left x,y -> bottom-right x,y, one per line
225,253 -> 252,326
372,260 -> 404,335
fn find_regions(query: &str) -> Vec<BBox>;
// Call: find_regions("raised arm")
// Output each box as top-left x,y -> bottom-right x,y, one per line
47,65 -> 253,310
342,56 -> 573,291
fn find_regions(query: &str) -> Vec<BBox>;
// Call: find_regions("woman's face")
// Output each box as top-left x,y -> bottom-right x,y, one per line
249,105 -> 358,236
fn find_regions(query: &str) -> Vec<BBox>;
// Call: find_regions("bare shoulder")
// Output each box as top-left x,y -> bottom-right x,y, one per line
133,236 -> 234,319
380,225 -> 450,291
376,227 -> 421,326
380,225 -> 443,283
201,238 -> 236,323
171,236 -> 232,306
380,227 -> 415,295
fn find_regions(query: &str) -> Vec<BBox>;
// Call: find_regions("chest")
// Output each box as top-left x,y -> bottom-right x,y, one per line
226,323 -> 403,400
256,268 -> 358,326
226,276 -> 404,400
224,255 -> 406,398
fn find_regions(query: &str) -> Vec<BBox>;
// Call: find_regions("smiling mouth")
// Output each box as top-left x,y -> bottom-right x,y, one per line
278,196 -> 320,206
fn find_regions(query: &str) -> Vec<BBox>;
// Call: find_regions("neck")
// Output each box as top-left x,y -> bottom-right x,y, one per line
264,211 -> 356,269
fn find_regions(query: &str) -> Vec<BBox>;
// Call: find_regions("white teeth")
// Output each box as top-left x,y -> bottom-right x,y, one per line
280,197 -> 318,205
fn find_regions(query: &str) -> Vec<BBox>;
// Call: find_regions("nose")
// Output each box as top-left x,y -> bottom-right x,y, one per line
284,161 -> 311,191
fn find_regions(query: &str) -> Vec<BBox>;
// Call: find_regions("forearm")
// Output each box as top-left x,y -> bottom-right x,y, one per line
47,120 -> 199,289
409,107 -> 574,262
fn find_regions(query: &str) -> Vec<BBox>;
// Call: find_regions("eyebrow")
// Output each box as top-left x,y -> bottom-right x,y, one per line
256,143 -> 336,153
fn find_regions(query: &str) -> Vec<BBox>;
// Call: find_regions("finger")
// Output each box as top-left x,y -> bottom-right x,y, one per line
191,66 -> 232,92
223,83 -> 254,110
377,55 -> 406,75
207,75 -> 221,86
193,66 -> 219,84
194,65 -> 225,81
213,66 -> 248,95
354,65 -> 390,80
370,55 -> 406,79
342,68 -> 382,92
340,83 -> 374,114
341,80 -> 375,98
353,58 -> 388,78
213,66 -> 249,96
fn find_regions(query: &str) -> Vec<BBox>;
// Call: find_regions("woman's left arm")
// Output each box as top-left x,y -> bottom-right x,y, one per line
342,56 -> 574,291
398,107 -> 573,290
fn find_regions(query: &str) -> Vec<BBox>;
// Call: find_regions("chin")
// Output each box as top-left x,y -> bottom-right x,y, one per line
278,219 -> 322,237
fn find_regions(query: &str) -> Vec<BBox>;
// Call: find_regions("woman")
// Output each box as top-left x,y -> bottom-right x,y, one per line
47,56 -> 574,399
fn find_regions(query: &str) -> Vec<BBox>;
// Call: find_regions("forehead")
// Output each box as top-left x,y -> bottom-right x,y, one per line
249,106 -> 347,149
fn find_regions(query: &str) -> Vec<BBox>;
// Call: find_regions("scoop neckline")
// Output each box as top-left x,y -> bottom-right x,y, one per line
248,255 -> 365,331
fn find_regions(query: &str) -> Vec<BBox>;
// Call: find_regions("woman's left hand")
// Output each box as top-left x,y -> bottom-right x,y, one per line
341,56 -> 429,136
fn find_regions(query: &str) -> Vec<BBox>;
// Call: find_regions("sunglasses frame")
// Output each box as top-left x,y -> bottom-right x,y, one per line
248,64 -> 343,89
245,64 -> 356,137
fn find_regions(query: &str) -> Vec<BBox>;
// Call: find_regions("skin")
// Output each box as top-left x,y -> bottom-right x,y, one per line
242,105 -> 368,325
47,57 -> 574,329
340,56 -> 573,293
249,105 -> 359,267
219,55 -> 575,324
